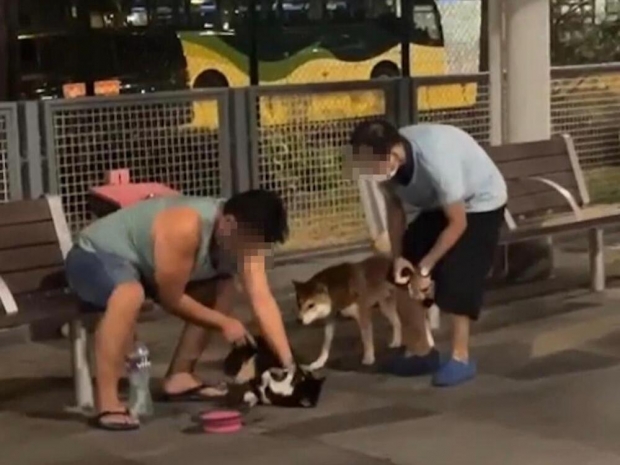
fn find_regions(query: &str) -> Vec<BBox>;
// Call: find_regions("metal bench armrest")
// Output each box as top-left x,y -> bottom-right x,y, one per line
515,176 -> 582,220
0,275 -> 18,315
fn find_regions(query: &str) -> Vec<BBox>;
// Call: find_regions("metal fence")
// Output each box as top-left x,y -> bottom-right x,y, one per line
413,73 -> 490,144
247,81 -> 397,252
0,103 -> 21,202
7,66 -> 620,256
550,63 -> 620,203
437,0 -> 482,74
40,90 -> 231,233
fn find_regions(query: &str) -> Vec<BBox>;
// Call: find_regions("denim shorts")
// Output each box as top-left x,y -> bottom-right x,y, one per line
65,245 -> 141,310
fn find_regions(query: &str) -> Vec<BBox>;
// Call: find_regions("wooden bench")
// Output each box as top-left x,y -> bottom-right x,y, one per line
486,134 -> 620,291
0,196 -> 94,410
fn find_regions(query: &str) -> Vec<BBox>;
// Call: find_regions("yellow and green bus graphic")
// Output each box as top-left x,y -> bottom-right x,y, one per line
178,1 -> 477,128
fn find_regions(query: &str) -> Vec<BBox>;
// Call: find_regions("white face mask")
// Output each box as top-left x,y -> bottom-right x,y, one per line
358,173 -> 390,182
357,166 -> 398,183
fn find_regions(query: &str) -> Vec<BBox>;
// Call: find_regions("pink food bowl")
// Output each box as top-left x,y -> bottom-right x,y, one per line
200,410 -> 243,434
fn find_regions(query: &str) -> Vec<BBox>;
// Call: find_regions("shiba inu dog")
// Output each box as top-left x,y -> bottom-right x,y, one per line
293,256 -> 403,370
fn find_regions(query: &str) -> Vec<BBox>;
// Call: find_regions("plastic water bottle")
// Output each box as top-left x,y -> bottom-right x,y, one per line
127,341 -> 154,418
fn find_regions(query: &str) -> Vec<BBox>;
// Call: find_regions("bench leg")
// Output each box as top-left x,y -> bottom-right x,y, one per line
589,228 -> 605,292
69,319 -> 95,411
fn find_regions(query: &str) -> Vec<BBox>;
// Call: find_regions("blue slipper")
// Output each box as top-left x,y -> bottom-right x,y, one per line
381,348 -> 441,377
432,358 -> 477,387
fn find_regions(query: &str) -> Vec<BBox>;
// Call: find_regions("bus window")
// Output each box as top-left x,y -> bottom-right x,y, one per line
278,1 -> 309,26
323,0 -> 399,23
18,0 -> 80,32
38,35 -> 81,79
19,39 -> 38,77
412,1 -> 442,45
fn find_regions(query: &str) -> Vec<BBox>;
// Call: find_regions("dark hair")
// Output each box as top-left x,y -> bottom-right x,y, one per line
349,119 -> 402,156
223,189 -> 289,244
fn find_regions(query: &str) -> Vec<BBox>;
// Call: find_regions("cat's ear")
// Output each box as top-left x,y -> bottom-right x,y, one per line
292,280 -> 303,289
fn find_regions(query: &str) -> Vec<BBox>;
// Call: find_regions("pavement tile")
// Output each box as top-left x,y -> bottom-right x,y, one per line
319,414 -> 620,465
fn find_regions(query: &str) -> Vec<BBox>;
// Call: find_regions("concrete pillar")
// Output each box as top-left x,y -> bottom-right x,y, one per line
504,0 -> 551,142
488,0 -> 504,146
503,0 -> 554,283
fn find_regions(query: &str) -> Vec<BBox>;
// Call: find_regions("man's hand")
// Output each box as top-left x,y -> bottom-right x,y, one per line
392,256 -> 416,286
221,317 -> 247,344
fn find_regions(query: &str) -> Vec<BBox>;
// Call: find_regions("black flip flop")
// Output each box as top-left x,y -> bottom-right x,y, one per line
160,382 -> 229,402
89,409 -> 140,432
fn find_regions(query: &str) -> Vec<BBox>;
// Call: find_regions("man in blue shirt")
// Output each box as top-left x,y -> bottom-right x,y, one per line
348,120 -> 507,387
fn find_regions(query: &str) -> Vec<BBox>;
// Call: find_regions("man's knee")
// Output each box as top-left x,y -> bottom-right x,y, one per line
107,281 -> 146,310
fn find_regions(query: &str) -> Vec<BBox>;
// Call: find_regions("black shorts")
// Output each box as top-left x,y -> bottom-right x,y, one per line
401,206 -> 505,320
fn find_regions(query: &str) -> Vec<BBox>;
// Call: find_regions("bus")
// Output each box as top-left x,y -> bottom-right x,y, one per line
12,0 -> 476,126
15,0 -> 190,100
135,0 -> 475,125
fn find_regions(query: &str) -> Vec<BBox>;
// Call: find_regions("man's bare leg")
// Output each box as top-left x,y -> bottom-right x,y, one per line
451,314 -> 470,362
95,281 -> 144,426
163,278 -> 235,395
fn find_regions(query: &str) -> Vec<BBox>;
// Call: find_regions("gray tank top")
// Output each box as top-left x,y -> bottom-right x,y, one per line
78,196 -> 236,282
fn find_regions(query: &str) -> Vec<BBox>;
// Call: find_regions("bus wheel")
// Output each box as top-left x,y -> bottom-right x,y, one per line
371,62 -> 401,79
194,70 -> 229,88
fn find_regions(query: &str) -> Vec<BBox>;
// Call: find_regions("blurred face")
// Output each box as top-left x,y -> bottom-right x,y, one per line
345,144 -> 403,182
215,214 -> 269,257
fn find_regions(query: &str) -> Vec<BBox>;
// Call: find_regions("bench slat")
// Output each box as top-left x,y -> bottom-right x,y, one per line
0,292 -> 78,329
0,198 -> 52,227
487,134 -> 586,221
486,136 -> 568,162
0,244 -> 64,274
507,171 -> 578,198
509,190 -> 580,218
3,266 -> 67,295
0,222 -> 58,250
499,155 -> 574,180
501,205 -> 620,242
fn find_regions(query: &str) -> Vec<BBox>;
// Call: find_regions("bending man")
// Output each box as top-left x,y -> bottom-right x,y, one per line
65,189 -> 294,429
348,120 -> 507,387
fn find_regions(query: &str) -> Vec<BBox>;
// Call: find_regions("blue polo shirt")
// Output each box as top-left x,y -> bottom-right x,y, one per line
386,124 -> 507,213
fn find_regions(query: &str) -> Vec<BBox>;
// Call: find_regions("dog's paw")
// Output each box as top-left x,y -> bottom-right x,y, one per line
362,356 -> 376,366
306,359 -> 327,371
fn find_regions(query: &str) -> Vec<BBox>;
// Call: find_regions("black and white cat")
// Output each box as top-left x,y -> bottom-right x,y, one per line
223,335 -> 325,408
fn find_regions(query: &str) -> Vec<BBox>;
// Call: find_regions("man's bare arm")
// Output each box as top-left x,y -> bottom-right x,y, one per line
380,182 -> 406,259
241,250 -> 294,368
153,207 -> 233,330
419,201 -> 467,271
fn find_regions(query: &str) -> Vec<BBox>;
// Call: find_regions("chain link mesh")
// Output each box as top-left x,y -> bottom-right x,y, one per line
437,0 -> 482,74
415,75 -> 490,143
0,110 -> 10,203
45,96 -> 225,233
551,68 -> 620,203
254,89 -> 387,252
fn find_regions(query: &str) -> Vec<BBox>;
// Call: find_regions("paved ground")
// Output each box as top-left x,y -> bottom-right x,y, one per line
5,241 -> 620,464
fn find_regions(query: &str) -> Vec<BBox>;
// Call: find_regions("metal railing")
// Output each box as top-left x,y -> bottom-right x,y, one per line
413,73 -> 490,144
551,63 -> 620,203
246,80 -> 397,252
40,90 -> 231,234
6,66 -> 620,257
0,103 -> 21,202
